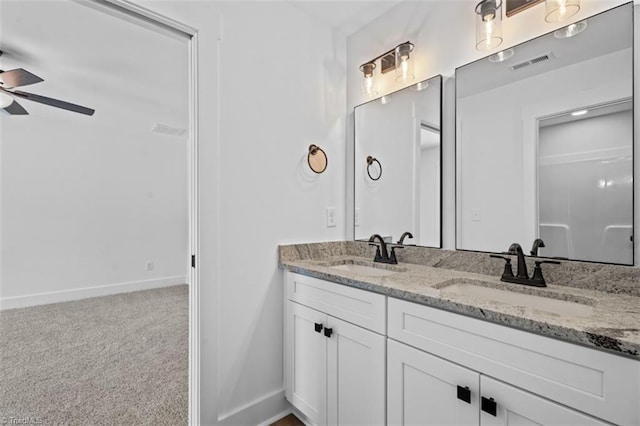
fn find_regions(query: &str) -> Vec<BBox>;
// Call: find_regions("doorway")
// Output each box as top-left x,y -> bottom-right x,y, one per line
0,0 -> 198,423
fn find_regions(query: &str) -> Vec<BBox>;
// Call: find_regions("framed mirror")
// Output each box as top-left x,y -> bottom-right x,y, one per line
456,3 -> 633,265
355,75 -> 442,247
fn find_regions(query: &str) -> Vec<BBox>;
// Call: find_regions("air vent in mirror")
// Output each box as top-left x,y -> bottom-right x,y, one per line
511,52 -> 554,71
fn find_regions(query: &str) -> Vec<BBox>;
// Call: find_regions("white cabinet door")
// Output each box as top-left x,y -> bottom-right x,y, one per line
387,339 -> 479,426
326,316 -> 386,426
285,301 -> 327,426
480,376 -> 610,426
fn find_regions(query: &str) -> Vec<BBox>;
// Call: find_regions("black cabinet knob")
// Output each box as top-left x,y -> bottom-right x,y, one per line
457,385 -> 471,404
314,323 -> 323,333
481,396 -> 497,417
324,327 -> 333,338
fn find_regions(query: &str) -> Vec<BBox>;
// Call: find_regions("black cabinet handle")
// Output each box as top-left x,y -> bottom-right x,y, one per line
324,327 -> 333,338
314,323 -> 323,333
457,385 -> 471,404
481,396 -> 497,417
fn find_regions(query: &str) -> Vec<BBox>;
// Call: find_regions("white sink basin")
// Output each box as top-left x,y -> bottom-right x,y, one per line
328,261 -> 402,277
440,282 -> 594,318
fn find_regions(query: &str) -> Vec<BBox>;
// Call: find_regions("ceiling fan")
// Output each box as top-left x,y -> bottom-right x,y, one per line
0,51 -> 95,116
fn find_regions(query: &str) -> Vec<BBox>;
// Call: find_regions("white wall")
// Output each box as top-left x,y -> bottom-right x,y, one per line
132,1 -> 347,424
0,1 -> 190,309
346,0 -> 639,266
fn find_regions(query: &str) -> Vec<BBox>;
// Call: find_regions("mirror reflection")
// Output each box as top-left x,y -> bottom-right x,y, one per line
456,3 -> 633,264
355,75 -> 442,247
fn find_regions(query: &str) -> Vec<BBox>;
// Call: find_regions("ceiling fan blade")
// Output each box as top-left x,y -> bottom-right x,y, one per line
0,68 -> 44,89
9,90 -> 95,116
2,99 -> 29,115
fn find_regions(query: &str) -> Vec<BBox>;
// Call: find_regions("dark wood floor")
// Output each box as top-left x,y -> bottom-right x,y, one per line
271,413 -> 304,426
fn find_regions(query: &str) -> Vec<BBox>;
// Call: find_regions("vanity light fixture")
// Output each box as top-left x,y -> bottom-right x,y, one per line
475,0 -> 503,51
554,20 -> 587,38
488,48 -> 514,63
359,62 -> 379,99
545,0 -> 580,22
359,41 -> 415,99
395,42 -> 415,83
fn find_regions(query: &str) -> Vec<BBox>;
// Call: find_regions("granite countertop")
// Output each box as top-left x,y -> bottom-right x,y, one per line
279,242 -> 640,359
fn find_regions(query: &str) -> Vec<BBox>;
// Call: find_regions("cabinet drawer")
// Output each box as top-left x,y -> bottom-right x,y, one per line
286,271 -> 386,334
388,297 -> 640,425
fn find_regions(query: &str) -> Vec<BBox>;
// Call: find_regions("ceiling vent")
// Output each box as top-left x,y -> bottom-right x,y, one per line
511,52 -> 554,71
152,124 -> 187,137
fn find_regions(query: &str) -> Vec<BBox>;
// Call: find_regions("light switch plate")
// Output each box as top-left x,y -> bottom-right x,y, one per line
471,209 -> 481,222
354,208 -> 360,227
326,207 -> 336,227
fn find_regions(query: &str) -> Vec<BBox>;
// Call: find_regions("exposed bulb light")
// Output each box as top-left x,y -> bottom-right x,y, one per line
359,62 -> 378,99
395,42 -> 415,83
488,48 -> 514,63
571,109 -> 588,116
0,91 -> 14,109
475,0 -> 503,51
545,0 -> 580,23
554,20 -> 587,38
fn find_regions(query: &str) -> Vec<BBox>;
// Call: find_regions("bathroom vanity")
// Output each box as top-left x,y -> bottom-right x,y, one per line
280,242 -> 640,426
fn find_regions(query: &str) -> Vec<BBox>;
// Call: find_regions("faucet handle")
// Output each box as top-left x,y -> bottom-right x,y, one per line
530,260 -> 561,287
535,260 -> 561,265
368,243 -> 383,262
490,254 -> 515,280
389,245 -> 403,263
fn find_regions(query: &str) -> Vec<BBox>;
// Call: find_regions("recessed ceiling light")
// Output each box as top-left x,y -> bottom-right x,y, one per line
488,48 -> 515,63
571,109 -> 588,116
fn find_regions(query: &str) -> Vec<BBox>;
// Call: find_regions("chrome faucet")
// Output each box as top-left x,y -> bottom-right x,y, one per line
490,242 -> 560,287
368,234 -> 398,264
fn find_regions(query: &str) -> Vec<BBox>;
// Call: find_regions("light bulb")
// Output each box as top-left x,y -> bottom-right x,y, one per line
0,91 -> 13,108
364,76 -> 374,94
401,59 -> 408,78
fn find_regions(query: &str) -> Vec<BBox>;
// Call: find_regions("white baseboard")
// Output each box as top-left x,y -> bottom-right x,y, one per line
258,408 -> 293,426
0,276 -> 187,311
218,389 -> 289,426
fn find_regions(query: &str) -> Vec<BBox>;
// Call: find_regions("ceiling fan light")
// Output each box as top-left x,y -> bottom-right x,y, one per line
0,92 -> 14,108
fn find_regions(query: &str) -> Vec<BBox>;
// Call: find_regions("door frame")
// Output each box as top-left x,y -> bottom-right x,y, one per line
92,1 -> 200,423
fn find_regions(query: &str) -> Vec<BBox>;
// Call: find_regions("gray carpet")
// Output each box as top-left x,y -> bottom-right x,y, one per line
0,285 -> 188,426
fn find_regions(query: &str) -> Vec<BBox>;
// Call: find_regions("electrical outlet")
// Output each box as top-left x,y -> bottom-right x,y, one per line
354,208 -> 360,227
326,207 -> 336,227
145,261 -> 154,271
